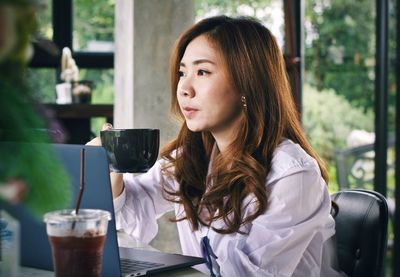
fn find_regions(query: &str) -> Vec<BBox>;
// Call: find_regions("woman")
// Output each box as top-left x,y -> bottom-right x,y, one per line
93,15 -> 343,276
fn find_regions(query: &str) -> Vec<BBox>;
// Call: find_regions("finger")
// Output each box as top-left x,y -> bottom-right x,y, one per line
102,123 -> 113,131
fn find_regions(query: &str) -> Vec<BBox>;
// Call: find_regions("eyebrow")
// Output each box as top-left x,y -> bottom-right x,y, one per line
179,59 -> 215,67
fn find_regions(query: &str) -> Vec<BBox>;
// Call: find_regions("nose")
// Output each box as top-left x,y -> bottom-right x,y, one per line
178,77 -> 195,98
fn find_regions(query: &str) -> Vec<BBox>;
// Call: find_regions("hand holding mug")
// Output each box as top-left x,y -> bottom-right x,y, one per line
86,123 -> 113,146
86,123 -> 124,198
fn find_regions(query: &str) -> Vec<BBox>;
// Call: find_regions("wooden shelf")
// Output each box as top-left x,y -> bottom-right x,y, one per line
44,104 -> 113,119
44,104 -> 113,144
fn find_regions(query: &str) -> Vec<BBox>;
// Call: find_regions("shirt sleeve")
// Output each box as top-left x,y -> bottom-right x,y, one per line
214,162 -> 335,277
113,159 -> 175,243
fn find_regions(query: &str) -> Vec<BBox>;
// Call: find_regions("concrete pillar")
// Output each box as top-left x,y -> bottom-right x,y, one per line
114,0 -> 195,146
114,0 -> 195,253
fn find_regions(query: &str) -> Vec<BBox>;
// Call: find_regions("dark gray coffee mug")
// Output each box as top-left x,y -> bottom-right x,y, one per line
100,129 -> 160,173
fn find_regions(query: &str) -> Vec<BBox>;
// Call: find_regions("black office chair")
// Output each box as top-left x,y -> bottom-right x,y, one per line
331,189 -> 389,277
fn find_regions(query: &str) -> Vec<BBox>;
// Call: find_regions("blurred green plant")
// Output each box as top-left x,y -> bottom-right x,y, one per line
0,1 -> 71,219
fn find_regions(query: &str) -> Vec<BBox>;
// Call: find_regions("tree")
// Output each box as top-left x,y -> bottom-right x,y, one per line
74,0 -> 114,51
196,0 -> 278,29
305,0 -> 375,113
302,84 -> 373,162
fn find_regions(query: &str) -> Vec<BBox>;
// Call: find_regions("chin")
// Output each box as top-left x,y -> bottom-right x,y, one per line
186,123 -> 205,133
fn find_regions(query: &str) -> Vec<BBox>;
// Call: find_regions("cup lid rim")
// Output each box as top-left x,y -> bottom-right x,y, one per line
43,209 -> 111,223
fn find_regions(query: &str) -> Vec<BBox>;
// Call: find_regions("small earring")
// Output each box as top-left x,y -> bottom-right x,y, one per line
241,95 -> 247,109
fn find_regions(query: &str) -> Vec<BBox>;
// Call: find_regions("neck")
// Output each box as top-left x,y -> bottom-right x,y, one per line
212,127 -> 238,155
211,114 -> 243,154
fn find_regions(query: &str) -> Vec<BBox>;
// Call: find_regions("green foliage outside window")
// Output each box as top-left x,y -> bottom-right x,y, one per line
302,84 -> 374,162
196,0 -> 274,18
302,84 -> 374,189
305,0 -> 376,112
305,0 -> 397,133
73,0 -> 115,51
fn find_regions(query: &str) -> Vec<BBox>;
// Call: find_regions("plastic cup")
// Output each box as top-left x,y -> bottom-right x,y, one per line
43,209 -> 111,277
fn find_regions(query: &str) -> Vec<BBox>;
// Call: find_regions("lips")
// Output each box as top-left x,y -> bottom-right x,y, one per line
182,106 -> 198,118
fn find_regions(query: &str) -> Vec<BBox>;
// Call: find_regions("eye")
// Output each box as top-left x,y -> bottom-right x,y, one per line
178,70 -> 186,77
197,69 -> 210,76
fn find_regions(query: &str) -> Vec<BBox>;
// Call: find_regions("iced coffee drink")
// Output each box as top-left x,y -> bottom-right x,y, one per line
44,209 -> 111,277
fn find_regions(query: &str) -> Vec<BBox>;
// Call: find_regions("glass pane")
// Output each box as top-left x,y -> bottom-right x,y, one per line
91,117 -> 107,138
195,0 -> 284,48
37,0 -> 53,40
303,0 -> 376,192
86,68 -> 114,137
73,0 -> 115,52
79,68 -> 114,104
27,68 -> 57,103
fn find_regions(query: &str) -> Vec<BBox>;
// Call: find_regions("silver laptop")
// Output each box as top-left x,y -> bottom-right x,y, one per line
0,143 -> 204,276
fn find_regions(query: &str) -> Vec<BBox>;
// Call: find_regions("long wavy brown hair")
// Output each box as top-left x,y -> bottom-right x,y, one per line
160,15 -> 328,234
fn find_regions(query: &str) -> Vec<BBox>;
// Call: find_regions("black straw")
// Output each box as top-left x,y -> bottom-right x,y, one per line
75,148 -> 85,215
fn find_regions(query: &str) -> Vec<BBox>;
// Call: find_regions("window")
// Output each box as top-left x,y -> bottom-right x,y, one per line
28,0 -> 115,140
28,0 -> 114,104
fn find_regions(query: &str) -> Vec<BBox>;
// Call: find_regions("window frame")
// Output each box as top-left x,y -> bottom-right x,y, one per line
29,0 -> 114,70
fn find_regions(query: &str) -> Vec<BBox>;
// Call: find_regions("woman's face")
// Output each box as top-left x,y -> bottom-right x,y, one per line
177,35 -> 243,141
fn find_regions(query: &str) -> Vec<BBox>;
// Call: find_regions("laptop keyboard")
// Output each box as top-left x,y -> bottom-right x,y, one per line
120,258 -> 165,273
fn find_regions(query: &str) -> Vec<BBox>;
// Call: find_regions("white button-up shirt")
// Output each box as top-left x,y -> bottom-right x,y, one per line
114,139 -> 344,276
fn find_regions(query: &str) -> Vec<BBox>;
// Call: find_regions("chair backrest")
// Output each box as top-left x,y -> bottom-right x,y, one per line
331,189 -> 388,277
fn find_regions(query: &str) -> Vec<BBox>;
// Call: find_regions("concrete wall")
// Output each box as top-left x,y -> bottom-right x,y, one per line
114,0 -> 195,253
115,0 -> 195,147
